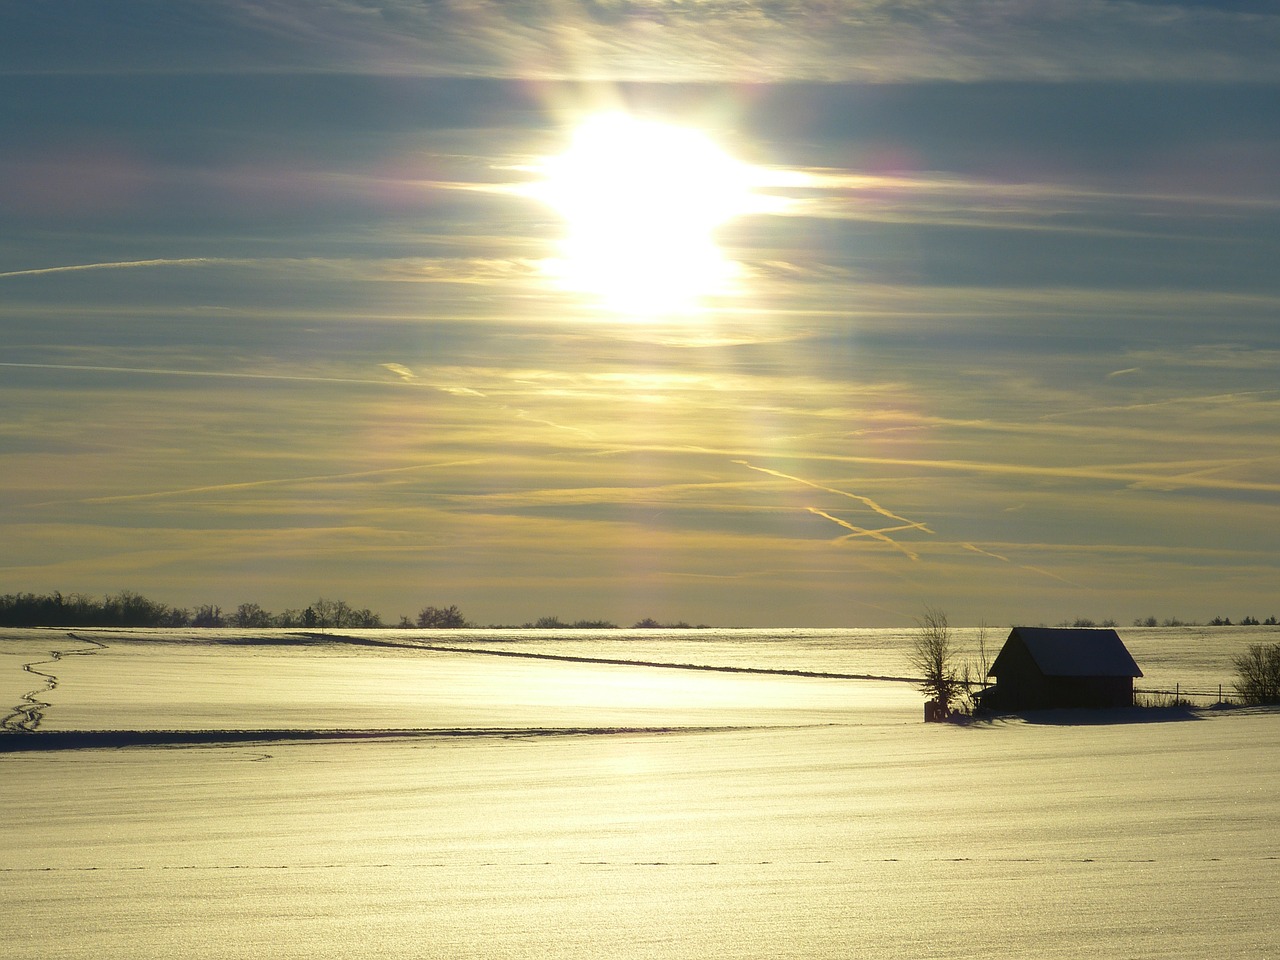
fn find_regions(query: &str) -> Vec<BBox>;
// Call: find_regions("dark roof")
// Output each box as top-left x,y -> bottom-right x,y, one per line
992,627 -> 1143,678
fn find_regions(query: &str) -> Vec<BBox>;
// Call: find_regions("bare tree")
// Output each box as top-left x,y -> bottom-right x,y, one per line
1233,643 -> 1280,705
192,604 -> 225,627
973,619 -> 992,691
417,604 -> 467,628
958,620 -> 993,714
232,602 -> 273,628
310,598 -> 338,629
909,607 -> 961,719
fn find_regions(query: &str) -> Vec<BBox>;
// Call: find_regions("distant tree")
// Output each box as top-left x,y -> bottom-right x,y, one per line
161,607 -> 191,627
1233,643 -> 1280,705
1210,616 -> 1233,626
103,590 -> 171,626
192,604 -> 225,627
908,607 -> 961,720
232,602 -> 274,628
1135,616 -> 1159,627
328,599 -> 353,628
1241,616 -> 1260,626
275,608 -> 305,627
572,619 -> 618,629
353,608 -> 383,628
1266,616 -> 1278,626
311,598 -> 342,629
417,605 -> 467,628
530,615 -> 568,629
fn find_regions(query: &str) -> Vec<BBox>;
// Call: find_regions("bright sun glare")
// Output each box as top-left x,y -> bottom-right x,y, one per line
535,113 -> 760,316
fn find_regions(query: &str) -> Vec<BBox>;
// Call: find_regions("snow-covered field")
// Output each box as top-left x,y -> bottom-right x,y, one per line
2,627 -> 1277,958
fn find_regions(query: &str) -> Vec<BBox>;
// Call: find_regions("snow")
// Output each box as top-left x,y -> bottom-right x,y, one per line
2,627 -> 1277,958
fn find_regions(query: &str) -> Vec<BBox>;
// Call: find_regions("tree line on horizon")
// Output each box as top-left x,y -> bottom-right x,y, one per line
0,591 -> 702,631
5,591 -> 1274,632
1064,616 -> 1280,628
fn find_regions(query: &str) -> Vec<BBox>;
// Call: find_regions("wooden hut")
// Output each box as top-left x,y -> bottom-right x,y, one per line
976,627 -> 1143,712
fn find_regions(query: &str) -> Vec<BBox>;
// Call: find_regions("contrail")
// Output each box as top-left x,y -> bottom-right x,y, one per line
1019,564 -> 1082,586
0,258 -> 218,279
961,542 -> 1011,563
962,542 -> 1080,586
0,361 -> 467,394
735,460 -> 933,533
380,363 -> 417,382
807,508 -> 920,561
0,361 -> 398,387
836,522 -> 926,547
46,458 -> 492,507
514,408 -> 601,441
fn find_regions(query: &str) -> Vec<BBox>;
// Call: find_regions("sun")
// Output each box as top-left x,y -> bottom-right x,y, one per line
534,113 -> 759,316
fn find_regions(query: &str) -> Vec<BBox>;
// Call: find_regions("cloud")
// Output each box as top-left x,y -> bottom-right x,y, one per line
1125,345 -> 1280,372
51,458 -> 494,508
802,452 -> 1280,496
762,169 -> 1280,236
4,0 -> 1279,82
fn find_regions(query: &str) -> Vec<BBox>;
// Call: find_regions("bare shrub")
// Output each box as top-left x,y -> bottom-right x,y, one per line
909,607 -> 962,718
1233,643 -> 1280,705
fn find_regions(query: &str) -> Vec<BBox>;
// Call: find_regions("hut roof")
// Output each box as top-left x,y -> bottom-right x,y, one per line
991,627 -> 1143,678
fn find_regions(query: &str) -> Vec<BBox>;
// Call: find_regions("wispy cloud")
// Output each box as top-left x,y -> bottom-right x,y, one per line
796,452 -> 1280,497
55,459 -> 492,507
4,1 -> 1278,81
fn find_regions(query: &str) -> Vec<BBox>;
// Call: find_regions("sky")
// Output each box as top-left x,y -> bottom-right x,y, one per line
2,1 -> 1279,628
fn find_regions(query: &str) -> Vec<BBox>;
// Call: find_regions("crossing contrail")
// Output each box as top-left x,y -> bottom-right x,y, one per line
807,508 -> 921,561
734,460 -> 933,533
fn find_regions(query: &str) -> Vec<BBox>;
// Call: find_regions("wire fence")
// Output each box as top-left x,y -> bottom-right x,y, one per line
1133,683 -> 1234,705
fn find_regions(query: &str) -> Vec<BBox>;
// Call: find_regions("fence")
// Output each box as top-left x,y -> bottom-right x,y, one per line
1133,683 -> 1233,706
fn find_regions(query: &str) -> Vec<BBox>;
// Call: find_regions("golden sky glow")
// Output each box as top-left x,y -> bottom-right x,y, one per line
2,6 -> 1279,627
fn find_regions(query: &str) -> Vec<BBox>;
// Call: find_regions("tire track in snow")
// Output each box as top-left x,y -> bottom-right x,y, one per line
1,633 -> 107,732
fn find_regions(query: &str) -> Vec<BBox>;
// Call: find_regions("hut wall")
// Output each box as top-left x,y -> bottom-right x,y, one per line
987,636 -> 1135,710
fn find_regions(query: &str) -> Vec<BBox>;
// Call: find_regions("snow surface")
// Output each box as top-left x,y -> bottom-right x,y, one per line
1,627 -> 1277,958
